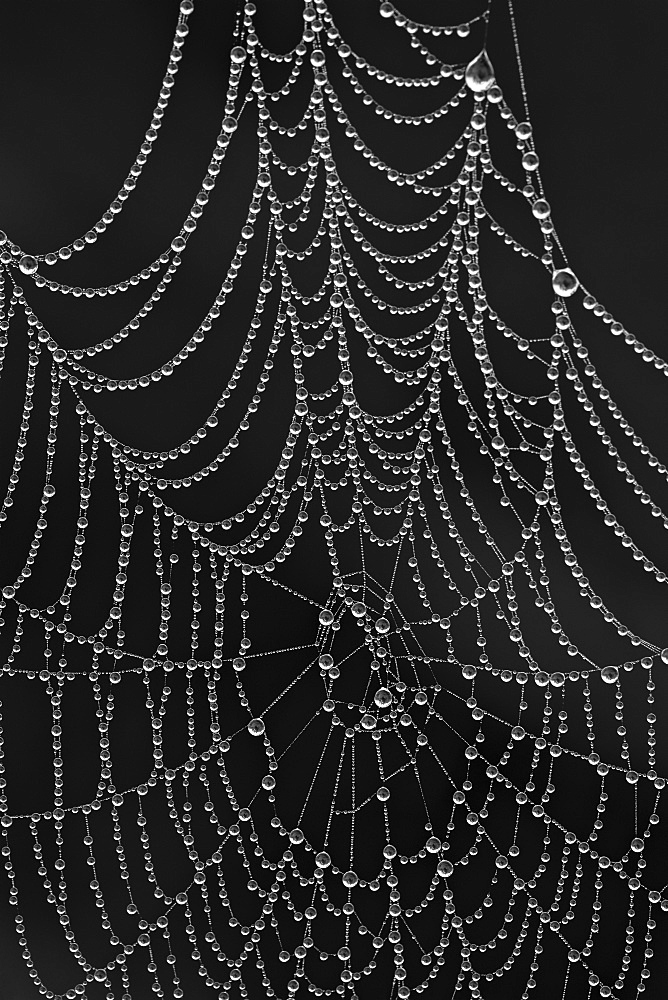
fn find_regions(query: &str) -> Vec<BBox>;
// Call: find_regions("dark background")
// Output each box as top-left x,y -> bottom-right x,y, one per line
0,2 -> 667,999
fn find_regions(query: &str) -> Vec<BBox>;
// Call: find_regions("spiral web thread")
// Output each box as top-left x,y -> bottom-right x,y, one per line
0,2 -> 666,1000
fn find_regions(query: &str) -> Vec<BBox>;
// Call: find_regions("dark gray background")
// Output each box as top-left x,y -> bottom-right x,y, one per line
0,2 -> 667,998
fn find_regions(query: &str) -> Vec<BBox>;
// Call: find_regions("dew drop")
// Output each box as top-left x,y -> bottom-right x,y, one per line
248,718 -> 265,737
465,51 -> 495,93
552,268 -> 579,297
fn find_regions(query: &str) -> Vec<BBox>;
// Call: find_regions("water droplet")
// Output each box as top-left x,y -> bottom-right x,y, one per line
375,616 -> 390,634
315,851 -> 331,868
342,870 -> 358,888
522,152 -> 539,171
376,786 -> 390,801
248,718 -> 265,737
437,859 -> 453,877
465,51 -> 495,93
19,255 -> 38,275
601,665 -> 618,684
351,602 -> 366,618
532,199 -> 551,219
552,268 -> 579,297
374,687 -> 392,709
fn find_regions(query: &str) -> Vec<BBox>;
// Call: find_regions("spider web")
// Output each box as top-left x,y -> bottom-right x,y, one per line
0,2 -> 666,1000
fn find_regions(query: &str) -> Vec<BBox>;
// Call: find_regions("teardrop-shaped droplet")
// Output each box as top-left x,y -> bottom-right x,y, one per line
552,268 -> 579,297
465,51 -> 495,93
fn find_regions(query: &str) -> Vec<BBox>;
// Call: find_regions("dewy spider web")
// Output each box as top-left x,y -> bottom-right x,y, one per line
0,1 -> 666,999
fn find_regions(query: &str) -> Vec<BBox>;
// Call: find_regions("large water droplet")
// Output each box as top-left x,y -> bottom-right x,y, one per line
465,51 -> 495,93
532,198 -> 551,220
552,268 -> 579,297
19,255 -> 38,275
374,687 -> 392,709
